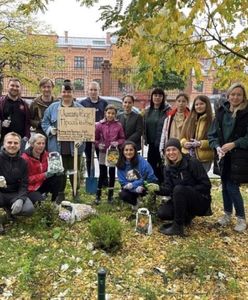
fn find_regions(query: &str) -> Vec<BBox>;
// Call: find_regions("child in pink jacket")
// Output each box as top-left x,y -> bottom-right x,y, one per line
95,104 -> 125,204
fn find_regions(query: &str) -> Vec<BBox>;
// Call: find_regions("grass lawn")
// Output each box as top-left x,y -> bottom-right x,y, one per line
0,179 -> 247,299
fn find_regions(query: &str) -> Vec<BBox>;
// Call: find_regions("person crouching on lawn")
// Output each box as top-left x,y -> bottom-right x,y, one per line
21,133 -> 62,205
117,141 -> 158,210
157,138 -> 212,236
0,132 -> 34,234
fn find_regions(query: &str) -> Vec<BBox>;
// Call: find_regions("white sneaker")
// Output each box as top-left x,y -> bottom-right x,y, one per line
234,218 -> 247,233
218,213 -> 232,226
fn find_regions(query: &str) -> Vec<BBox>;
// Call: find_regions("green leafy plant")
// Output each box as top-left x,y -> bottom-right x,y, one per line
38,200 -> 58,227
88,214 -> 123,251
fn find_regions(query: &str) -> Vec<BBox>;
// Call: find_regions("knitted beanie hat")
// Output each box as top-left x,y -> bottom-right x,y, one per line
164,138 -> 181,151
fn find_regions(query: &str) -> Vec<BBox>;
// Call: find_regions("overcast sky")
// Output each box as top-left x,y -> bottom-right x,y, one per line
37,0 -> 120,38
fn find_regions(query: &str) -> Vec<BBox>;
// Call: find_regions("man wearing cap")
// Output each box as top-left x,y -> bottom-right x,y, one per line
157,138 -> 212,236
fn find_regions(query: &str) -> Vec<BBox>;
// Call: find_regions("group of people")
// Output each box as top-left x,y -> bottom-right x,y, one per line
0,77 -> 247,236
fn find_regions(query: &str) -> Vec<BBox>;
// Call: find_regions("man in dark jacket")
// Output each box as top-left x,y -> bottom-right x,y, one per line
157,138 -> 212,236
0,132 -> 34,234
30,77 -> 56,135
80,81 -> 108,178
0,78 -> 30,151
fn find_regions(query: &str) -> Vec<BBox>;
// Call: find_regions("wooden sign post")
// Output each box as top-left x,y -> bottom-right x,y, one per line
57,107 -> 95,196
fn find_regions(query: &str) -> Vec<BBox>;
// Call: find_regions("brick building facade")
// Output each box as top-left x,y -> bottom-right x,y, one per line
2,32 -> 219,107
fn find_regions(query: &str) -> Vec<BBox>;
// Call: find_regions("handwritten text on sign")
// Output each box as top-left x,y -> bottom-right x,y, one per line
58,107 -> 95,141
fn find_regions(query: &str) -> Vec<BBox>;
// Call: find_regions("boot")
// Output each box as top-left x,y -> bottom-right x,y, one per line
107,188 -> 114,204
102,177 -> 109,188
159,222 -> 184,236
94,189 -> 101,205
55,192 -> 65,205
205,206 -> 213,216
73,191 -> 81,203
3,208 -> 16,222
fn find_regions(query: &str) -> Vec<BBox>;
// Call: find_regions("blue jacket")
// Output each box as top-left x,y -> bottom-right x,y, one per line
117,156 -> 157,192
41,101 -> 84,155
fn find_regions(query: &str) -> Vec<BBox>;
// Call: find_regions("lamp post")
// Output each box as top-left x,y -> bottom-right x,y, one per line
98,267 -> 106,300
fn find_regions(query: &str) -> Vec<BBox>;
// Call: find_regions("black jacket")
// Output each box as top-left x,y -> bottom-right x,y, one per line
161,154 -> 211,198
0,150 -> 28,201
144,103 -> 171,147
208,102 -> 248,183
118,112 -> 143,150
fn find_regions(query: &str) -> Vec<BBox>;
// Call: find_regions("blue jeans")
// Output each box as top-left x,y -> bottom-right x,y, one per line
221,178 -> 245,218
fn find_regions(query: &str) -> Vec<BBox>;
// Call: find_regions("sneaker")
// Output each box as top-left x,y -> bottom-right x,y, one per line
218,213 -> 232,226
234,218 -> 247,233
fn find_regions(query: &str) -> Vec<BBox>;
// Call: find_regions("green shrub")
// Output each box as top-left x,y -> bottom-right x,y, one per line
38,200 -> 58,227
88,214 -> 123,251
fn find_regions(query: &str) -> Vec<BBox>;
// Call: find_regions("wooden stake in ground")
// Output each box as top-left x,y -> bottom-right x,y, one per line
73,142 -> 78,197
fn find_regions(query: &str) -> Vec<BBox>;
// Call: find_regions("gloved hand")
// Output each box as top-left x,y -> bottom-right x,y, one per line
123,183 -> 133,190
99,143 -> 105,150
11,199 -> 24,215
0,176 -> 6,188
2,119 -> 11,128
184,141 -> 193,149
191,139 -> 201,148
146,183 -> 160,192
50,127 -> 57,135
45,171 -> 54,178
135,186 -> 144,193
111,141 -> 118,147
216,146 -> 225,160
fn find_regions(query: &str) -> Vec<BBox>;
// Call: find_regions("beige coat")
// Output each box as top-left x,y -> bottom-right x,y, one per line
181,114 -> 214,162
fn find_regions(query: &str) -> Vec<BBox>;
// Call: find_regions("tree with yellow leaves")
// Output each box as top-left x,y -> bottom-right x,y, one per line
18,0 -> 248,89
0,0 -> 60,95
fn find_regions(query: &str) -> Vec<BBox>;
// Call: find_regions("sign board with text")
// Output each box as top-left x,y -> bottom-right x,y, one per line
57,107 -> 95,142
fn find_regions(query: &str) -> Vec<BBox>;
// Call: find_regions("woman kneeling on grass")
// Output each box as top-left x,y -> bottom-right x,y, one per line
117,141 -> 157,210
22,133 -> 62,204
157,138 -> 212,236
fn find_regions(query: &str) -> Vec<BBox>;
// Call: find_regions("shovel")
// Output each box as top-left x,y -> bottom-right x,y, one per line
86,143 -> 98,194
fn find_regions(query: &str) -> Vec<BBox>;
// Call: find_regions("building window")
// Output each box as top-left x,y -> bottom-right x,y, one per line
56,56 -> 65,67
194,81 -> 204,92
93,57 -> 103,69
55,78 -> 64,88
92,40 -> 105,46
74,78 -> 84,90
74,56 -> 85,69
118,80 -> 126,93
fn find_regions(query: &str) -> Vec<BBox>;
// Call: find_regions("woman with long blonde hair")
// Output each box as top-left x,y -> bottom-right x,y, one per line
208,83 -> 248,232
